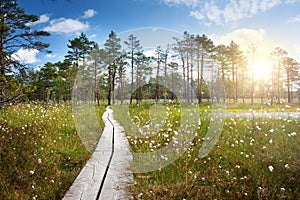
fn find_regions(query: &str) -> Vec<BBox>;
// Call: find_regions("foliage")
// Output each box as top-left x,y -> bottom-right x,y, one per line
0,0 -> 50,106
0,103 -> 105,199
113,103 -> 300,199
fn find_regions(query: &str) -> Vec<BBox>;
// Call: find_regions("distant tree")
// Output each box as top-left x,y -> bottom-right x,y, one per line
283,57 -> 299,103
168,62 -> 179,96
194,34 -> 215,104
226,41 -> 243,102
173,37 -> 187,101
65,33 -> 94,68
214,45 -> 228,102
124,34 -> 142,104
154,45 -> 164,103
135,52 -> 151,103
248,44 -> 256,105
88,43 -> 105,104
183,32 -> 193,102
104,31 -> 121,106
0,0 -> 50,106
271,47 -> 287,104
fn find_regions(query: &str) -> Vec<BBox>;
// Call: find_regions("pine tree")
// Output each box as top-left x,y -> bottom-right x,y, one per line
124,34 -> 142,104
104,31 -> 121,105
0,0 -> 50,105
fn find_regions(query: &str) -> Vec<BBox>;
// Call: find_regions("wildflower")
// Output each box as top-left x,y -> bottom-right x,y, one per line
285,164 -> 289,169
269,129 -> 274,133
138,193 -> 143,198
29,170 -> 35,175
268,165 -> 274,172
38,158 -> 42,164
290,132 -> 297,137
269,139 -> 273,144
281,188 -> 285,191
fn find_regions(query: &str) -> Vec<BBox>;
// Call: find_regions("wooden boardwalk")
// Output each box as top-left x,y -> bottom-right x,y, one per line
63,107 -> 133,200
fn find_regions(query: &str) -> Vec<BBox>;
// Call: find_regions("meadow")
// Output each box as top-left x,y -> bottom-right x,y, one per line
113,102 -> 300,199
0,103 -> 105,200
0,101 -> 299,199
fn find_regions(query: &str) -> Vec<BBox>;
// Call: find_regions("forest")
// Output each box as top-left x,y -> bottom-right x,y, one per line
1,1 -> 299,108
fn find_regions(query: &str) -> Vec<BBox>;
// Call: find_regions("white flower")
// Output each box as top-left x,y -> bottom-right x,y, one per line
285,164 -> 289,169
269,139 -> 273,144
290,132 -> 297,136
281,188 -> 285,191
268,165 -> 274,172
29,170 -> 35,175
138,193 -> 143,198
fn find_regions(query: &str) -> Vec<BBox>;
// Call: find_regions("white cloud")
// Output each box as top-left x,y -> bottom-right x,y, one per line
190,0 -> 281,26
12,48 -> 40,64
45,53 -> 57,59
44,18 -> 89,34
26,14 -> 50,26
288,14 -> 300,22
210,28 -> 274,57
82,9 -> 97,19
89,34 -> 97,39
285,0 -> 300,3
164,0 -> 300,26
161,0 -> 199,7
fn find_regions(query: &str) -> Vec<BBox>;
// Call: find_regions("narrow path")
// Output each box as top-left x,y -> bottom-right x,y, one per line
63,107 -> 133,200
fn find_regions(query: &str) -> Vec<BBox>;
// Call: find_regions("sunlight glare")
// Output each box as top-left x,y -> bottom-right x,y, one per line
252,58 -> 273,80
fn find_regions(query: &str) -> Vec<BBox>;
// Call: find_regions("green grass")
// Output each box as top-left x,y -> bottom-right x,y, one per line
0,103 -> 106,200
221,101 -> 300,112
113,102 -> 300,200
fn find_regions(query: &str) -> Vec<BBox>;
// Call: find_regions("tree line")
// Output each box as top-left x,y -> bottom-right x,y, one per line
1,0 -> 299,107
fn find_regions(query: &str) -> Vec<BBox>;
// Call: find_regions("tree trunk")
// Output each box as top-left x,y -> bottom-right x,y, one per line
107,65 -> 112,106
156,60 -> 160,103
130,51 -> 134,104
287,70 -> 291,103
231,63 -> 235,102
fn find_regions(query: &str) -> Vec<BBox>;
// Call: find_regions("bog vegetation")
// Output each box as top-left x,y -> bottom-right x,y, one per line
0,104 -> 105,199
0,1 -> 299,199
113,102 -> 300,199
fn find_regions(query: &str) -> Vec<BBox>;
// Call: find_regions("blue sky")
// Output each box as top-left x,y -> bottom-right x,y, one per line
15,0 -> 300,67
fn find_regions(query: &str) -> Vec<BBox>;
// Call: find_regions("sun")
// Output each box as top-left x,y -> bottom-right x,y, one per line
251,58 -> 273,80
